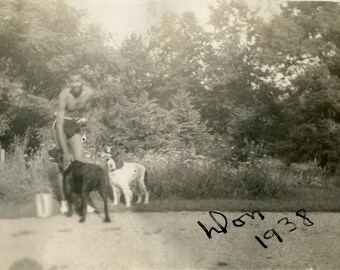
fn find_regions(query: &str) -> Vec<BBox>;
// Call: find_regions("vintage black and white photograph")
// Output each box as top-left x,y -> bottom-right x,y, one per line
0,0 -> 340,269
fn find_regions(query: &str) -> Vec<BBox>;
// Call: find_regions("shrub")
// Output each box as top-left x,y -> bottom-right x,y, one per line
0,137 -> 57,203
114,150 -> 293,200
230,157 -> 290,199
131,149 -> 227,199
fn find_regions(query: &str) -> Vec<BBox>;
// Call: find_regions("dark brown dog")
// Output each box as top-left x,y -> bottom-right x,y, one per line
48,148 -> 111,223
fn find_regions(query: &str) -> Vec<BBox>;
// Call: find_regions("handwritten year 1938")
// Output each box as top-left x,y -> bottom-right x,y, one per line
197,209 -> 314,249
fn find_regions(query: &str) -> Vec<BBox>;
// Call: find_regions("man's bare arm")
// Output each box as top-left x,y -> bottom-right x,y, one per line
56,90 -> 69,154
81,87 -> 94,122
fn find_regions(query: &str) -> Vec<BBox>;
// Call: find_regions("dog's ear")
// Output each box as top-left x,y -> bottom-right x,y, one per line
115,158 -> 124,169
47,148 -> 58,162
113,153 -> 124,169
48,148 -> 63,164
104,146 -> 111,153
111,149 -> 120,159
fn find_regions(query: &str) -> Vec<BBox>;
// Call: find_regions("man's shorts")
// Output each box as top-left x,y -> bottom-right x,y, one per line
52,119 -> 81,139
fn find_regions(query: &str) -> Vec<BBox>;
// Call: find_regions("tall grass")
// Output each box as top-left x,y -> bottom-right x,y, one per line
228,157 -> 289,199
133,150 -> 293,200
0,138 -> 58,203
0,141 -> 335,204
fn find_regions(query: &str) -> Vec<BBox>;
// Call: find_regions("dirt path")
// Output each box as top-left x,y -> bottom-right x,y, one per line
1,211 -> 340,270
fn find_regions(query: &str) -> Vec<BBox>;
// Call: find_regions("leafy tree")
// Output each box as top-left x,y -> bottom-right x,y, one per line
101,91 -> 177,152
169,89 -> 212,152
252,1 -> 340,168
119,34 -> 154,98
197,0 -> 262,145
147,11 -> 212,108
0,0 -> 83,97
0,73 -> 52,149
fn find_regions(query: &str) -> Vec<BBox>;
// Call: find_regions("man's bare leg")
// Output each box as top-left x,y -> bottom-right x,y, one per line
53,129 -> 70,214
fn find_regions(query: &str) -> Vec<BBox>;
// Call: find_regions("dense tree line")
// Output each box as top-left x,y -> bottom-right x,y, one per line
1,0 -> 340,173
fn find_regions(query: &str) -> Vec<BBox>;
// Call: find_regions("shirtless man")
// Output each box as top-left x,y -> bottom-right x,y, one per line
53,70 -> 94,214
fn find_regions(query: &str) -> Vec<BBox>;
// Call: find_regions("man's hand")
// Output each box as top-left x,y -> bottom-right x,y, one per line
77,118 -> 87,126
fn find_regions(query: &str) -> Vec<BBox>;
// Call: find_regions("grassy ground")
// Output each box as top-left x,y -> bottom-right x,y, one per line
0,187 -> 339,219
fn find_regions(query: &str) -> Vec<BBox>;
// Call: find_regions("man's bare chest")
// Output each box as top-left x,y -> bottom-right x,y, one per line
66,93 -> 89,112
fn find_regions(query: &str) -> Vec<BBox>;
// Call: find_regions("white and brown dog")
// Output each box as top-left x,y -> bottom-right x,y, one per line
101,148 -> 149,208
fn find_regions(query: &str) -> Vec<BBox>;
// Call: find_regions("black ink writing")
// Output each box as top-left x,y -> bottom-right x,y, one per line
255,235 -> 267,248
197,208 -> 314,249
232,211 -> 265,227
197,211 -> 228,239
277,217 -> 297,232
255,209 -> 314,249
296,208 -> 314,226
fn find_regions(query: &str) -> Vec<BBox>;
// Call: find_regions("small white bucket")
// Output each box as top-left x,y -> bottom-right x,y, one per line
35,186 -> 54,218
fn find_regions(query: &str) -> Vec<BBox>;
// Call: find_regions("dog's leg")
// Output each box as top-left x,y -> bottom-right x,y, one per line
126,187 -> 133,208
103,194 -> 111,223
64,174 -> 73,217
144,191 -> 149,204
138,170 -> 149,205
117,188 -> 121,204
121,184 -> 131,208
138,186 -> 149,205
136,184 -> 143,204
79,187 -> 89,223
111,183 -> 119,206
98,186 -> 111,223
65,193 -> 73,217
136,193 -> 143,204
